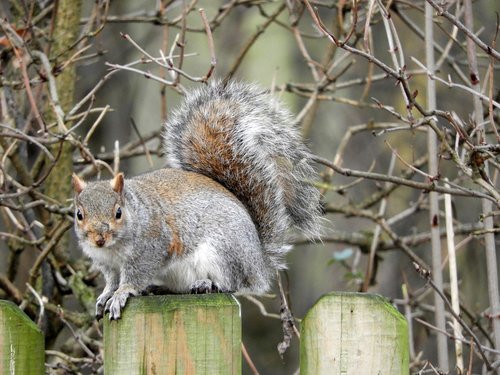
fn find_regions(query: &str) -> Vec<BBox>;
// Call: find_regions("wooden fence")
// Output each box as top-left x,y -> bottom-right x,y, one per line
0,292 -> 409,374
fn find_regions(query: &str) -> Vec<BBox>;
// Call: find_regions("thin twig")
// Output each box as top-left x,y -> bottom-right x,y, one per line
424,0 -> 500,61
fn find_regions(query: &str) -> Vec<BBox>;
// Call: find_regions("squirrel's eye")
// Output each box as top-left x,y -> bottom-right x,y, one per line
76,208 -> 83,221
115,207 -> 122,220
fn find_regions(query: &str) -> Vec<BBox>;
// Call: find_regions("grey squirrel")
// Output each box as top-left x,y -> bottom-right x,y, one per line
72,81 -> 322,320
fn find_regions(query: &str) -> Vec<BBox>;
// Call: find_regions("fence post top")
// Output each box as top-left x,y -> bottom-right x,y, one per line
300,291 -> 410,375
303,291 -> 407,326
0,300 -> 43,334
102,293 -> 242,374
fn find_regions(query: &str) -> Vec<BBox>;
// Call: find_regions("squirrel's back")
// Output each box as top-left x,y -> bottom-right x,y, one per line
163,81 -> 322,269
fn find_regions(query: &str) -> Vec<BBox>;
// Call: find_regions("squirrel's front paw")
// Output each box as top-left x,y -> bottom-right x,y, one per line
104,285 -> 138,320
95,291 -> 114,320
190,279 -> 227,294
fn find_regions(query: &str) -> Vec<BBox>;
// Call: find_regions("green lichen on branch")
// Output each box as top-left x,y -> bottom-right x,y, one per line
43,0 -> 83,261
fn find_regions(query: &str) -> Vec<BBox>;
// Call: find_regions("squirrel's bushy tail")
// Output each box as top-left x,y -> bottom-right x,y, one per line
163,81 -> 322,269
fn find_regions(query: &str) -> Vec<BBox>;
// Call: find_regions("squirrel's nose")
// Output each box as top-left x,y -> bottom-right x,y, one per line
95,237 -> 106,247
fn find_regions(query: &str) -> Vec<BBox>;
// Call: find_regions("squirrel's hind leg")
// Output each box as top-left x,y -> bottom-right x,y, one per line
190,279 -> 232,294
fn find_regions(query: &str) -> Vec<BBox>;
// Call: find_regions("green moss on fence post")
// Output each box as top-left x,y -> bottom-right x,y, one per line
0,300 -> 45,375
103,294 -> 241,375
300,292 -> 409,375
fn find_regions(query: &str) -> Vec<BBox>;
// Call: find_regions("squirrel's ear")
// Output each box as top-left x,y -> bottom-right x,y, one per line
72,173 -> 86,194
111,172 -> 124,193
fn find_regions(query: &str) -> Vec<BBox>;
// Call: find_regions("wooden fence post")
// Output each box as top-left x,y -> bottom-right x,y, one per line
103,294 -> 241,375
0,300 -> 45,375
300,292 -> 409,375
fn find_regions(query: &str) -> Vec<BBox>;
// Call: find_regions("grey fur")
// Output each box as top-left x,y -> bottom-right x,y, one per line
163,81 -> 322,269
74,82 -> 322,320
